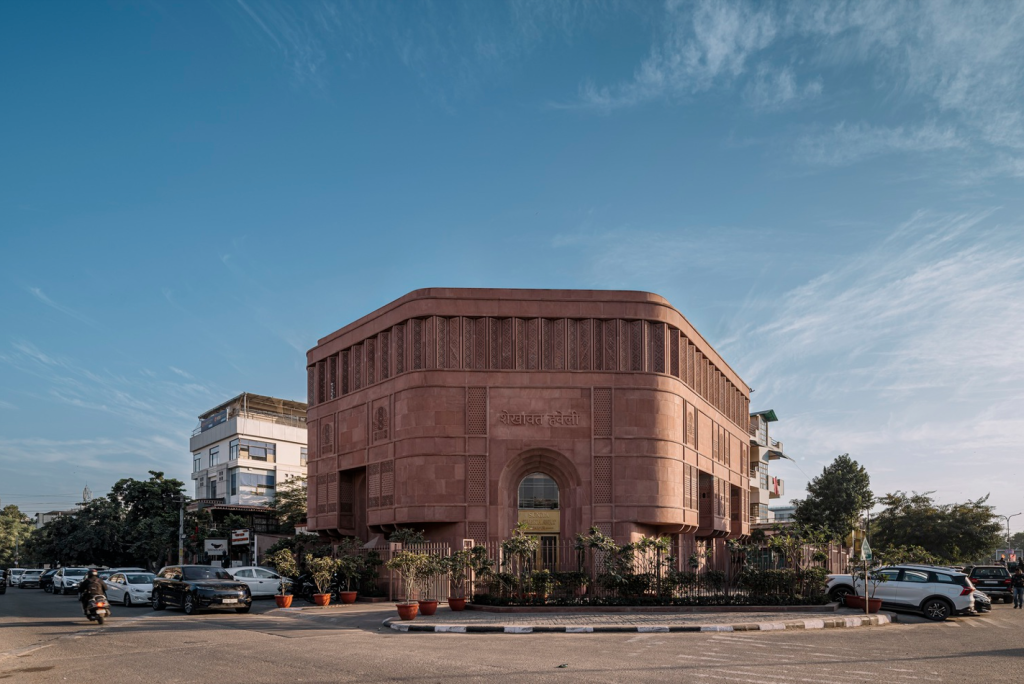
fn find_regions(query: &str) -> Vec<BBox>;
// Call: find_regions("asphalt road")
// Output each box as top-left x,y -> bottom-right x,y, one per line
2,587 -> 1023,683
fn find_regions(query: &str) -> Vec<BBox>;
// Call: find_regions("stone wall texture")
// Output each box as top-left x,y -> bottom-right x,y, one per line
305,288 -> 751,548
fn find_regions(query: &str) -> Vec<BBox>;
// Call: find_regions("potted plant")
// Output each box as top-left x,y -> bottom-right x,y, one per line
845,560 -> 885,613
386,551 -> 426,620
305,554 -> 339,607
267,549 -> 298,608
414,553 -> 445,616
335,538 -> 365,605
445,550 -> 473,611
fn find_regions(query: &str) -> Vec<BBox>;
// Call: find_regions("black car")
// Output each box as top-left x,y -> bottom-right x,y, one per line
151,565 -> 252,615
39,569 -> 58,593
966,565 -> 1013,603
0,570 -> 6,594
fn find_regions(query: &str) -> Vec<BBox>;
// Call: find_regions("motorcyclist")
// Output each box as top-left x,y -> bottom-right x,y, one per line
78,569 -> 107,616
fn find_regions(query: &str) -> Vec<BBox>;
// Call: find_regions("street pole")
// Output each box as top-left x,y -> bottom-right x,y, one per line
178,497 -> 185,566
998,513 -> 1021,561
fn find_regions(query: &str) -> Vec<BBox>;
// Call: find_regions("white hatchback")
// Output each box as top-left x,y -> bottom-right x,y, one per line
105,572 -> 156,607
225,566 -> 290,597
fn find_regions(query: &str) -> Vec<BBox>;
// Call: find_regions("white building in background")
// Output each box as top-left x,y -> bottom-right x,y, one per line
35,510 -> 76,529
748,409 -> 790,525
189,393 -> 307,506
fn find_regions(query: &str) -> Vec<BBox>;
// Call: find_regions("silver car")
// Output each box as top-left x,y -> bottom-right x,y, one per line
105,572 -> 156,607
225,566 -> 291,597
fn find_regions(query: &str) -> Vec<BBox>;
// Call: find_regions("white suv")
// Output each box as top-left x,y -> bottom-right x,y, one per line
7,569 -> 27,587
52,567 -> 90,595
826,564 -> 974,621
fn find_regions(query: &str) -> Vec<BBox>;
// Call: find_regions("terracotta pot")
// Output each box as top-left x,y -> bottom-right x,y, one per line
313,593 -> 331,607
417,599 -> 439,616
396,603 -> 419,620
448,597 -> 467,611
274,595 -> 293,608
339,591 -> 357,604
844,595 -> 882,613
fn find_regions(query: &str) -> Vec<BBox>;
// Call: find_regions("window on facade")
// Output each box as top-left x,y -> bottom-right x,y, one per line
210,480 -> 217,499
209,446 -> 220,466
300,447 -> 308,466
230,471 -> 237,496
236,439 -> 276,462
518,473 -> 559,510
229,439 -> 239,460
193,455 -> 201,473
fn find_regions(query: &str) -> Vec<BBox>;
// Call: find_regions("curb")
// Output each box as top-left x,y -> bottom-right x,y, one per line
383,613 -> 895,634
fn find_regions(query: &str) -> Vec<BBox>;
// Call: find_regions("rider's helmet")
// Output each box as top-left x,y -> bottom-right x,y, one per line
87,569 -> 98,578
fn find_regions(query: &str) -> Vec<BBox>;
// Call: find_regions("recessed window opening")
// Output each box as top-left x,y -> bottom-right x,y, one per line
518,473 -> 559,510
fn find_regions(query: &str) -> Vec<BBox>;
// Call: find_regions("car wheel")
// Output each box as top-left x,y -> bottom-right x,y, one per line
922,598 -> 953,621
829,586 -> 854,603
124,593 -> 132,607
152,591 -> 165,611
183,593 -> 197,615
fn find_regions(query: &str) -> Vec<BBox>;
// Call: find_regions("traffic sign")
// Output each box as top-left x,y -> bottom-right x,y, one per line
860,539 -> 872,561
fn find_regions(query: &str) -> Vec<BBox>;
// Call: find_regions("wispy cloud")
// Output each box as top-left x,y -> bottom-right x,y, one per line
27,286 -> 99,328
793,121 -> 965,167
722,209 -> 1024,507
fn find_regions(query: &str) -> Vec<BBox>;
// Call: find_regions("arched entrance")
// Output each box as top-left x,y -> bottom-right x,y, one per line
518,473 -> 559,569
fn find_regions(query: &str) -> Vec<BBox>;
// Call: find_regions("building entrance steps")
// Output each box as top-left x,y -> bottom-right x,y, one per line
383,607 -> 896,634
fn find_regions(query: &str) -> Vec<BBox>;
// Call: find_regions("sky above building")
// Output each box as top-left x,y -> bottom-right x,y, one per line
2,1 -> 1022,528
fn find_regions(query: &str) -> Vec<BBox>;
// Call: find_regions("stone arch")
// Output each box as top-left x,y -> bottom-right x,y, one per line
497,448 -> 586,540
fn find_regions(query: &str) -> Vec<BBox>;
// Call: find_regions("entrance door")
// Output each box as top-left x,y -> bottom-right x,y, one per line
534,535 -> 559,571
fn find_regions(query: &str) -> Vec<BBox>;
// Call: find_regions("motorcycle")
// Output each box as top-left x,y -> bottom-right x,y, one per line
84,594 -> 112,625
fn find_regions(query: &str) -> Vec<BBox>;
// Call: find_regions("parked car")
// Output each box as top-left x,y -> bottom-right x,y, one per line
99,567 -> 148,581
225,566 -> 291,598
964,566 -> 1013,603
52,567 -> 90,595
151,565 -> 252,615
18,570 -> 44,589
825,564 -> 974,621
105,572 -> 156,607
39,569 -> 58,592
0,570 -> 6,594
972,590 -> 992,613
7,569 -> 27,587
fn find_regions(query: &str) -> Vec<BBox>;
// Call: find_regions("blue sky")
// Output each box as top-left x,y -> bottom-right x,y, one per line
2,1 -> 1023,528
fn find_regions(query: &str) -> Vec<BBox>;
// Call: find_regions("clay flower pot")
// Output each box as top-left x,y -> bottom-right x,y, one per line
313,593 -> 331,607
396,603 -> 419,620
274,595 -> 293,608
448,597 -> 467,611
844,595 -> 882,613
417,599 -> 439,616
339,591 -> 357,604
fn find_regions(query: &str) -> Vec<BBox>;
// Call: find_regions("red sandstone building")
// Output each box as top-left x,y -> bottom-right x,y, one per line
304,288 -> 751,559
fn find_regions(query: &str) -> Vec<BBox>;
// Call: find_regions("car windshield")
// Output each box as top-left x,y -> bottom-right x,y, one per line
974,568 -> 1009,578
126,574 -> 155,584
24,571 -> 42,576
182,567 -> 232,581
65,568 -> 88,576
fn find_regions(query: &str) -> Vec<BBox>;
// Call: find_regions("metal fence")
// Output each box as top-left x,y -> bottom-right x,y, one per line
356,539 -> 850,603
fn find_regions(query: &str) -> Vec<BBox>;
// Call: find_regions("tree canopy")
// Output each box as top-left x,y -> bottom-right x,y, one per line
271,475 -> 307,533
25,471 -> 195,569
0,503 -> 35,568
792,454 -> 873,542
872,491 -> 1002,563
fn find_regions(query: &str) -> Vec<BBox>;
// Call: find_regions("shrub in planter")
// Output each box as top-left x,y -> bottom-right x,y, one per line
386,551 -> 426,620
444,550 -> 473,610
305,554 -> 340,606
335,538 -> 366,604
414,553 -> 446,615
266,549 -> 298,608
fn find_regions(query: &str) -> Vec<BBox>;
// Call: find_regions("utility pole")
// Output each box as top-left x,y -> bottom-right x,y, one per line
178,497 -> 185,565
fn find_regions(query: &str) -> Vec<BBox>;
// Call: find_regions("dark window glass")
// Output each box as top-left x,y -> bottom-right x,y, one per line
183,567 -> 232,581
518,473 -> 559,510
230,439 -> 239,460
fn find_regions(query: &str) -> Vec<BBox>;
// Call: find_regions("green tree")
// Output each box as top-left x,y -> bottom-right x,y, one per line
271,476 -> 307,533
872,491 -> 1002,563
792,454 -> 873,542
111,471 -> 188,567
0,504 -> 35,568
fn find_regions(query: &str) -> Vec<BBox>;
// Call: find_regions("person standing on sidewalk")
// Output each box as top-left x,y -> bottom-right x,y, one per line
1011,567 -> 1024,609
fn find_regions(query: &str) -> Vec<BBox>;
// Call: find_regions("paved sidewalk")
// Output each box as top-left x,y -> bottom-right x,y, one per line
385,607 -> 896,634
